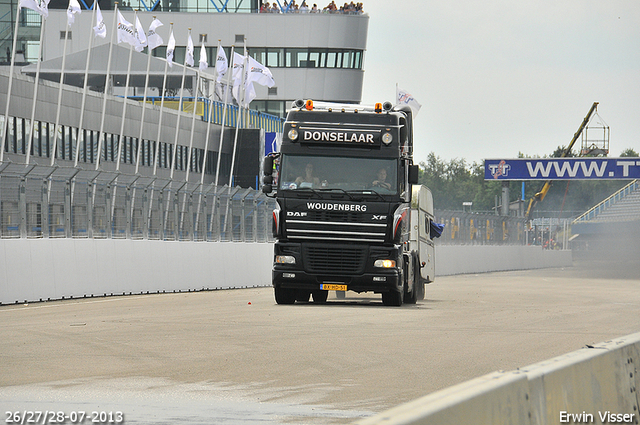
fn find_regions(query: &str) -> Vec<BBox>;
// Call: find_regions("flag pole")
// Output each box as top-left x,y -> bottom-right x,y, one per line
1,3 -> 24,162
185,43 -> 203,184
51,9 -> 73,167
169,28 -> 191,180
222,39 -> 247,237
152,22 -> 172,176
200,39 -> 220,186
228,39 -> 247,188
94,1 -> 120,170
73,0 -> 99,167
165,28 -> 191,235
210,44 -> 233,239
147,23 -> 171,239
213,44 -> 234,188
135,16 -> 156,174
25,18 -> 46,165
115,10 -> 138,172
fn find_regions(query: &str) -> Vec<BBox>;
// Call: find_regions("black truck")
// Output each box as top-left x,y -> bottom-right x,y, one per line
262,100 -> 436,306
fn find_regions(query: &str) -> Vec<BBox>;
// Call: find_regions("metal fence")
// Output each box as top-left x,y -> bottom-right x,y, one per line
434,210 -> 528,245
1,161 -> 534,246
0,162 -> 275,242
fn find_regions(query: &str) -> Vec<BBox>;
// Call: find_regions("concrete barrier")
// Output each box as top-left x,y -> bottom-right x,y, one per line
356,332 -> 640,425
0,240 -> 572,304
436,245 -> 572,276
0,239 -> 274,304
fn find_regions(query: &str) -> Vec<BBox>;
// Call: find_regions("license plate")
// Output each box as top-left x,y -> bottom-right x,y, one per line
320,284 -> 347,291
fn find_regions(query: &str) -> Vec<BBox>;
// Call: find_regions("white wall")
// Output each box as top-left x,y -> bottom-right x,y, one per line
0,239 -> 273,304
0,240 -> 572,305
436,245 -> 572,276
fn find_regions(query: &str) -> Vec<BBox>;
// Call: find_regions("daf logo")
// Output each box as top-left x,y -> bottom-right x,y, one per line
287,211 -> 308,217
372,215 -> 387,221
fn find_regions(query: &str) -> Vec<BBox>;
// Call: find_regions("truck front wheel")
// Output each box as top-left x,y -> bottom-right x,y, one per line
274,287 -> 296,304
311,290 -> 328,304
382,290 -> 403,307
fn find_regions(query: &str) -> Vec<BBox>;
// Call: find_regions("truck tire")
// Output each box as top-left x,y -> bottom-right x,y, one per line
274,287 -> 296,305
296,290 -> 311,302
382,290 -> 403,307
311,290 -> 328,304
415,255 -> 425,301
404,256 -> 417,304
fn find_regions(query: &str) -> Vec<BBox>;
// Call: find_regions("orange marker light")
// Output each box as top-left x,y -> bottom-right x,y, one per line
305,99 -> 314,110
375,103 -> 382,113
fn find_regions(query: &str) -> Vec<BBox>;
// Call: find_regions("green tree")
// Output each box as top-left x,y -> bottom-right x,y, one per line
620,148 -> 639,157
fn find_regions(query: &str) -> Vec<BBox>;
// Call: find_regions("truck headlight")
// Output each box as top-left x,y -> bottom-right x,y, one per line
288,129 -> 299,141
382,132 -> 393,145
374,259 -> 396,268
276,255 -> 296,265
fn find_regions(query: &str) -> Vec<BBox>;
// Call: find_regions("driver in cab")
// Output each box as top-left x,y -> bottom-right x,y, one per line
295,163 -> 320,188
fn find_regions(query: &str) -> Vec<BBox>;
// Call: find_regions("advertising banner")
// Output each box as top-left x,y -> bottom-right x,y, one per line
484,158 -> 640,180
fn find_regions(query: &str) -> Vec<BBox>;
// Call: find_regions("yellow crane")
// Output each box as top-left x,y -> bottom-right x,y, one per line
525,102 -> 599,220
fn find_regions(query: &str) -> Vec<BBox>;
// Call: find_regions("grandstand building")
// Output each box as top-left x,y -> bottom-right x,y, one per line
0,2 -> 369,186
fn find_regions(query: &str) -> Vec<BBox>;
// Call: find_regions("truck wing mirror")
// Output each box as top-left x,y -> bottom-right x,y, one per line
409,165 -> 419,184
263,156 -> 274,176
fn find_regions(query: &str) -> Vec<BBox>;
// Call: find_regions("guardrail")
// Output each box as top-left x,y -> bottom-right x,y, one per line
435,210 -> 527,245
0,162 -> 276,242
357,332 -> 640,425
573,179 -> 639,223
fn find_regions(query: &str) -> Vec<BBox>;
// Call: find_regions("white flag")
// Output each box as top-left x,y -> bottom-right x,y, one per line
231,52 -> 245,105
93,1 -> 106,38
243,81 -> 256,106
231,52 -> 257,107
215,45 -> 228,83
117,11 -> 137,47
199,43 -> 208,72
185,33 -> 194,67
396,87 -> 422,117
247,56 -> 275,87
19,0 -> 48,18
146,18 -> 163,50
40,0 -> 50,18
166,30 -> 175,67
134,16 -> 147,52
66,0 -> 81,25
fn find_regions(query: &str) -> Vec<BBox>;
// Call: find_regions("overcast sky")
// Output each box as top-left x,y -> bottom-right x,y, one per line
360,0 -> 640,165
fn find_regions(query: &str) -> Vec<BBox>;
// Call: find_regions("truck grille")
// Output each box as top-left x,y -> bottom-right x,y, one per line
303,245 -> 367,274
285,211 -> 387,243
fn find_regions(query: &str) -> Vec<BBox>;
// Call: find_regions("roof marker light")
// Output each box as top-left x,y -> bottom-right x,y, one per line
375,103 -> 382,113
305,99 -> 314,110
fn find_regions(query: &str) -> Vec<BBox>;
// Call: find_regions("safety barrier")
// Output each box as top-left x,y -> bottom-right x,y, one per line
0,162 -> 276,242
356,332 -> 640,425
435,210 -> 527,245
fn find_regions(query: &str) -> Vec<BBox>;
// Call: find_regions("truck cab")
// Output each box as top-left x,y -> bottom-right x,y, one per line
263,100 -> 435,306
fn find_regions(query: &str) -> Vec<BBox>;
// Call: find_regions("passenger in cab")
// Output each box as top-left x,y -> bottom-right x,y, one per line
372,167 -> 391,189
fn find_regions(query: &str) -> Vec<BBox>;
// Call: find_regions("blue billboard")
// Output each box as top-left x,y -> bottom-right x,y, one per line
484,158 -> 640,180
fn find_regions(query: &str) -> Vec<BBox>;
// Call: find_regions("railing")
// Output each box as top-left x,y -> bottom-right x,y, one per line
435,210 -> 528,245
133,96 -> 283,133
572,179 -> 639,223
0,162 -> 275,242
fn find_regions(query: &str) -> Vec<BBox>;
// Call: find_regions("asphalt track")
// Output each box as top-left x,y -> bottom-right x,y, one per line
1,261 -> 639,424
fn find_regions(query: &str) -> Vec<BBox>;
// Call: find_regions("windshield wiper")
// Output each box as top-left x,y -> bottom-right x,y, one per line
317,188 -> 357,201
350,189 -> 386,201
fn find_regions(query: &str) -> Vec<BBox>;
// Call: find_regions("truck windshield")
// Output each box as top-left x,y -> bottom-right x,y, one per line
278,155 -> 398,194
